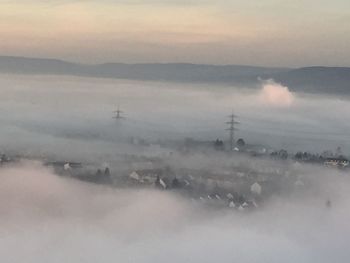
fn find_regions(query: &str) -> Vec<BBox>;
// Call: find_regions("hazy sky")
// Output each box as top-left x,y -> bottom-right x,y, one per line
1,0 -> 350,66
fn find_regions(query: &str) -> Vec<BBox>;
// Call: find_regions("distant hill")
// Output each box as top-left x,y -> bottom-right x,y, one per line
0,56 -> 349,94
271,67 -> 350,94
0,56 -> 286,83
0,56 -> 80,75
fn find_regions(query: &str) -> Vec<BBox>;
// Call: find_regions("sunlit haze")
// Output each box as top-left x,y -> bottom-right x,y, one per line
1,0 -> 350,66
1,1 -> 350,263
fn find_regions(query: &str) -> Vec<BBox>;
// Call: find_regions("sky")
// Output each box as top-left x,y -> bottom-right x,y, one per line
0,0 -> 350,67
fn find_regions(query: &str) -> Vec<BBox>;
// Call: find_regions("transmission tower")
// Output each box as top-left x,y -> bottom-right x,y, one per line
113,105 -> 125,120
226,112 -> 239,151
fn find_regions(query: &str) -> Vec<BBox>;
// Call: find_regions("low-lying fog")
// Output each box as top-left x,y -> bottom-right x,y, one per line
0,73 -> 349,161
1,73 -> 350,262
0,161 -> 350,263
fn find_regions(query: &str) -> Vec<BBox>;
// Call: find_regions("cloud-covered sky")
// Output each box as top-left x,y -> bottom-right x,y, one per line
1,0 -> 350,66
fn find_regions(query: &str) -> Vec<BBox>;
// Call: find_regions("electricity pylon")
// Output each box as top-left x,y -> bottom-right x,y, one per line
226,112 -> 239,151
113,105 -> 125,120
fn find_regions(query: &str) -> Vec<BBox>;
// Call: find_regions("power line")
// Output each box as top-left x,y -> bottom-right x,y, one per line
113,105 -> 125,120
226,112 -> 239,151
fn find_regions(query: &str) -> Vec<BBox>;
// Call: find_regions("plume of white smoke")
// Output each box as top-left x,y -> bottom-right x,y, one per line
259,79 -> 295,107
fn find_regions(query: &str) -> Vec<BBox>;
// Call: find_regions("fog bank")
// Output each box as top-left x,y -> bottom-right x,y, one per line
0,162 -> 350,262
0,73 -> 350,159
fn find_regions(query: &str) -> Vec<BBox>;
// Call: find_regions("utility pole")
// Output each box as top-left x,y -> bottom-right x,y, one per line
226,112 -> 239,151
113,105 -> 125,120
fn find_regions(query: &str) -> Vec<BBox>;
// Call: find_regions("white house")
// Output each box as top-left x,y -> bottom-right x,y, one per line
250,182 -> 262,195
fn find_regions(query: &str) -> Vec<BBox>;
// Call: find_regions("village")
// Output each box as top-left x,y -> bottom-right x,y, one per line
0,132 -> 345,212
0,107 -> 347,212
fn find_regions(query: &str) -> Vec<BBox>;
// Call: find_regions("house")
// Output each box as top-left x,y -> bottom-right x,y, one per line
250,182 -> 262,195
45,161 -> 82,169
324,157 -> 349,168
128,169 -> 163,183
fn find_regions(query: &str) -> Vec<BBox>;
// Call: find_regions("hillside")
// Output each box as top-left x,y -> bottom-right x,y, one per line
0,56 -> 349,94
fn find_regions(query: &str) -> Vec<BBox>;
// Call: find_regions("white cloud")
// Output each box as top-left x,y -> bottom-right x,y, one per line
259,79 -> 295,107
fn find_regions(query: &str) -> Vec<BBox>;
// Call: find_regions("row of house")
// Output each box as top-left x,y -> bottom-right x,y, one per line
126,167 -> 265,210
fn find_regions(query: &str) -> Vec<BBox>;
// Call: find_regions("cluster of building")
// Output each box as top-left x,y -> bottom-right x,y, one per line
126,168 -> 263,210
0,136 -> 347,212
0,154 -> 16,165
